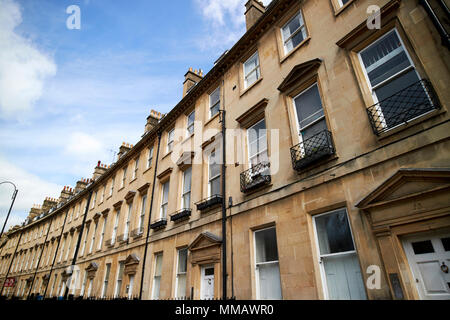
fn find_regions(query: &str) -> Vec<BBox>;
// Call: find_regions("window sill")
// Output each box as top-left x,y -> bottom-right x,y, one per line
240,77 -> 263,98
280,37 -> 311,64
129,177 -> 137,184
204,112 -> 220,127
334,0 -> 356,17
143,166 -> 153,174
182,132 -> 194,145
377,109 -> 445,140
117,186 -> 125,193
161,150 -> 173,161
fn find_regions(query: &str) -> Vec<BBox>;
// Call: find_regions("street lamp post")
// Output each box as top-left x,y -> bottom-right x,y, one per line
0,181 -> 18,238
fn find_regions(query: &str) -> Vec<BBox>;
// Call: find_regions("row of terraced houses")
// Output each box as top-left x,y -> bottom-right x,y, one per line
0,0 -> 449,300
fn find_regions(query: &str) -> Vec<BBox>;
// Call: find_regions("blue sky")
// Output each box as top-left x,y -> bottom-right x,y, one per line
0,0 -> 272,230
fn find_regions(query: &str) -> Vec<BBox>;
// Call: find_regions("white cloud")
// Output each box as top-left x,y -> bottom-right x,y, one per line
194,0 -> 273,52
65,132 -> 103,157
0,156 -> 62,231
0,0 -> 57,120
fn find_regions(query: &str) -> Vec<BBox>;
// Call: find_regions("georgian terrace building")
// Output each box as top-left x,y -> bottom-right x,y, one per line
1,0 -> 449,300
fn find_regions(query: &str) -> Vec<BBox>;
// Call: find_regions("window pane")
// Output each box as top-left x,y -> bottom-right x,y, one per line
411,240 -> 434,254
162,181 -> 170,203
315,209 -> 355,255
210,177 -> 221,196
244,53 -> 259,75
178,248 -> 187,273
155,254 -> 163,276
294,84 -> 324,130
183,167 -> 192,194
176,274 -> 186,298
301,118 -> 327,141
360,31 -> 411,87
255,227 -> 279,263
257,262 -> 282,300
210,87 -> 220,107
442,237 -> 450,251
210,103 -> 219,117
282,13 -> 301,39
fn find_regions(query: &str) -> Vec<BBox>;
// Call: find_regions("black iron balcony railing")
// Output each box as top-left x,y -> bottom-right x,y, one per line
170,208 -> 192,222
290,130 -> 335,171
150,218 -> 167,230
240,162 -> 271,193
366,79 -> 440,135
195,195 -> 223,211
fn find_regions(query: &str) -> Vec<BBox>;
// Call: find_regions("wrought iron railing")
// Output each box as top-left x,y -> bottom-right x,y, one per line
170,208 -> 192,222
195,195 -> 223,211
150,218 -> 167,230
240,162 -> 271,193
366,79 -> 440,135
290,130 -> 335,171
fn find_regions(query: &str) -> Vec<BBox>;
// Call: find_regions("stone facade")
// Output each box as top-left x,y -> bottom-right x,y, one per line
0,0 -> 449,300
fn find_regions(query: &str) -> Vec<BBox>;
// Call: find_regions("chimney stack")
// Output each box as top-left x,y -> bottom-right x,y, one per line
117,142 -> 133,160
183,67 -> 203,98
145,109 -> 163,133
245,0 -> 265,30
28,204 -> 42,220
75,178 -> 88,193
93,160 -> 108,180
42,197 -> 58,213
58,186 -> 73,203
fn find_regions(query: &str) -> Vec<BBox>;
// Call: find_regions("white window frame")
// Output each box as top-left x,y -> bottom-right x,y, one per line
357,28 -> 425,131
124,202 -> 132,240
253,226 -> 282,300
110,176 -> 115,196
98,217 -> 107,251
208,151 -> 221,197
311,208 -> 360,300
152,253 -> 163,299
91,191 -> 97,209
175,248 -> 188,298
64,234 -> 72,261
133,156 -> 139,180
291,82 -> 327,156
111,210 -> 120,245
114,261 -> 125,298
243,51 -> 261,88
147,146 -> 154,169
246,119 -> 268,167
186,110 -> 195,136
138,195 -> 147,231
100,185 -> 105,203
209,87 -> 220,118
80,226 -> 89,257
121,167 -> 127,188
160,181 -> 170,219
281,10 -> 307,54
167,129 -> 174,153
181,167 -> 192,209
89,222 -> 97,254
101,263 -> 111,298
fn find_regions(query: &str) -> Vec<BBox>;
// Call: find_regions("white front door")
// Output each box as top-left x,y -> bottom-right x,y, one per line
201,265 -> 215,300
403,230 -> 450,300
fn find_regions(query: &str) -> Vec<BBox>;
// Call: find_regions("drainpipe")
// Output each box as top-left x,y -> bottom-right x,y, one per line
42,197 -> 79,299
27,216 -> 55,299
0,229 -> 24,297
139,132 -> 162,300
63,190 -> 93,299
219,79 -> 227,300
419,0 -> 450,48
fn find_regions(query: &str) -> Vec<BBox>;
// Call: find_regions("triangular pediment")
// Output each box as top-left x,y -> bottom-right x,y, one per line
188,232 -> 222,251
356,168 -> 450,209
85,261 -> 98,272
124,253 -> 140,266
277,59 -> 322,93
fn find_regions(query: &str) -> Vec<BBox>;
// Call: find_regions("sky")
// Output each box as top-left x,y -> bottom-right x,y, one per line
0,0 -> 272,231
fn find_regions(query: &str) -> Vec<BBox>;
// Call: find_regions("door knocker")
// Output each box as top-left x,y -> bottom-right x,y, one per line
441,262 -> 449,274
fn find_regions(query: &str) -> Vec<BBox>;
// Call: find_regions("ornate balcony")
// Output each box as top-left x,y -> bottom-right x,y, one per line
170,208 -> 192,222
290,130 -> 335,171
240,162 -> 271,193
150,218 -> 167,230
195,195 -> 223,211
366,79 -> 440,135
